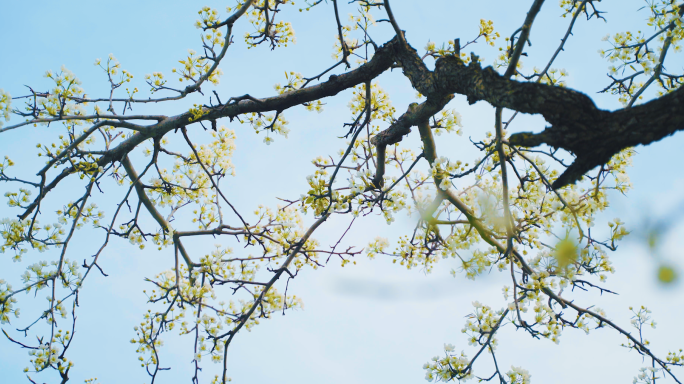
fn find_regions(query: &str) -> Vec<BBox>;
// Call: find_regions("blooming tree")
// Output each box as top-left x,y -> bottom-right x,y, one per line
1,0 -> 683,383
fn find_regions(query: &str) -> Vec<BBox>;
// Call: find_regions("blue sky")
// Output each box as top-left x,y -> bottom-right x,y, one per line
1,1 -> 684,383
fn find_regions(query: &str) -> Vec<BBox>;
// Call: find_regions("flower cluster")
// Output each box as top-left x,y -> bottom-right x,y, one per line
243,0 -> 296,48
32,66 -> 87,120
0,88 -> 10,128
242,112 -> 290,144
630,305 -> 657,330
366,236 -> 390,259
423,345 -> 472,382
430,157 -> 461,190
331,25 -> 356,61
506,366 -> 532,384
534,67 -> 569,87
347,83 -> 396,123
431,109 -> 464,136
144,72 -> 167,93
95,54 -> 134,91
667,349 -> 684,365
462,301 -> 503,348
479,19 -> 500,46
5,188 -> 31,208
0,218 -> 33,260
300,169 -> 332,216
0,279 -> 19,323
26,339 -> 73,373
21,259 -> 82,294
196,6 -> 221,29
175,49 -> 223,86
633,366 -> 661,384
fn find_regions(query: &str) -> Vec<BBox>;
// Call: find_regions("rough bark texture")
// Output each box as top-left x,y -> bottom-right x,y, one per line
509,86 -> 684,188
371,41 -> 684,189
431,54 -> 684,188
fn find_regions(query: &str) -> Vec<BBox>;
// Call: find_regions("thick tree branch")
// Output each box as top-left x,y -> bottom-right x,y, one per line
509,85 -> 684,188
368,30 -> 683,189
386,42 -> 684,189
431,53 -> 684,189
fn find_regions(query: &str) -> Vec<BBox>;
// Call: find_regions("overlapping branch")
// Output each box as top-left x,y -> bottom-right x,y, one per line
370,37 -> 684,189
